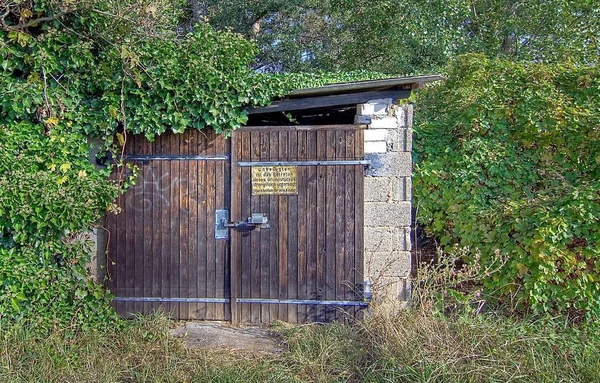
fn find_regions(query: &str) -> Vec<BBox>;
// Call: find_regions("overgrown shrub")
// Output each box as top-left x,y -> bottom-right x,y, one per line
0,122 -> 119,328
413,54 -> 600,319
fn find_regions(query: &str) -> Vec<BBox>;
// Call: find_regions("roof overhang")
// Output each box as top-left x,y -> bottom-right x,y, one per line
246,74 -> 443,115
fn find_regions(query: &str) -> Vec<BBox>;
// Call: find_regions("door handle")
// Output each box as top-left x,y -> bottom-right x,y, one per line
215,211 -> 270,239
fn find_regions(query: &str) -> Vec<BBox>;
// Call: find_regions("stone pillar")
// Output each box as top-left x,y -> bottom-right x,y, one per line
357,100 -> 413,306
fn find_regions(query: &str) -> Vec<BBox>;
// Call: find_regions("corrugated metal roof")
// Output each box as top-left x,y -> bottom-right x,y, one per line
287,74 -> 443,98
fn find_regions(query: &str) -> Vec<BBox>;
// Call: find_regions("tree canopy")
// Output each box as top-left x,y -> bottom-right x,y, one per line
201,0 -> 599,74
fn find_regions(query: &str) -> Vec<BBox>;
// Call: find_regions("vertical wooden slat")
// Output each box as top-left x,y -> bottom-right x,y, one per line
297,131 -> 308,322
151,140 -> 161,315
142,141 -> 153,314
197,131 -> 208,319
169,133 -> 181,318
287,131 -> 299,323
324,130 -> 336,322
229,131 -> 241,324
249,131 -> 262,323
257,131 -> 270,323
188,131 -> 199,319
215,133 -> 227,320
160,135 -> 172,317
240,131 -> 252,322
222,134 -> 232,321
315,130 -> 326,322
133,137 -> 146,315
205,131 -> 217,319
125,137 -> 137,317
344,131 -> 357,319
335,130 -> 346,321
278,130 -> 289,323
268,131 -> 279,323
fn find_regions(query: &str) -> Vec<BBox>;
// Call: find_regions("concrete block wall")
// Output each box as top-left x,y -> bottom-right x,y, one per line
359,100 -> 413,304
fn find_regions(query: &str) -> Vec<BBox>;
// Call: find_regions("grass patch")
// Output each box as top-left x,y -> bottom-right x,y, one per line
1,309 -> 598,383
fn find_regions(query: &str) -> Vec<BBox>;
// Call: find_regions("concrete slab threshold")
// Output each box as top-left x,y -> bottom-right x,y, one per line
170,322 -> 284,354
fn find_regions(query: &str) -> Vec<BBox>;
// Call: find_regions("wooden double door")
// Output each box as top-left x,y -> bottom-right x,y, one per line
105,125 -> 366,323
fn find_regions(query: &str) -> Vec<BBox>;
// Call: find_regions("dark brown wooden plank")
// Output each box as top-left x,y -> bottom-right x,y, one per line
143,142 -> 154,315
249,131 -> 261,323
324,130 -> 336,322
180,131 -> 191,319
239,131 -> 252,322
151,140 -> 162,315
205,131 -> 217,319
188,131 -> 199,319
278,130 -> 289,323
169,133 -> 181,318
344,131 -> 357,319
335,130 -> 346,321
296,131 -> 308,322
256,131 -> 270,323
287,131 -> 299,323
314,130 -> 326,322
229,130 -> 241,323
222,134 -> 232,321
133,137 -> 146,315
268,131 -> 279,323
215,133 -> 227,320
160,135 -> 172,317
197,131 -> 208,319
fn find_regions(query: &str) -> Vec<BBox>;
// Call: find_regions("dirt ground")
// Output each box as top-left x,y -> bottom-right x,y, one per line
169,322 -> 284,354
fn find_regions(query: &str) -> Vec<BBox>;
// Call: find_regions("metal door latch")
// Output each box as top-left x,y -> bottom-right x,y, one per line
215,211 -> 270,239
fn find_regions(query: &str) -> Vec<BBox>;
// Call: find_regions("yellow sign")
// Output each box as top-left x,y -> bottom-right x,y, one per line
252,166 -> 297,195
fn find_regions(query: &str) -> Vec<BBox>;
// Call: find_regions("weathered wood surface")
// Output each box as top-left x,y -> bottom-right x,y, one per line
107,125 -> 365,324
230,126 -> 365,323
105,130 -> 230,320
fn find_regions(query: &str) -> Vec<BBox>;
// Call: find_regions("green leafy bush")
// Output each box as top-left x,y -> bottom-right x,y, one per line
414,54 -> 600,319
0,122 -> 119,328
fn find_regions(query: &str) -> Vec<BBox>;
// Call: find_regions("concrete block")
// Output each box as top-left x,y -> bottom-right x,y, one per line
357,98 -> 393,116
364,201 -> 412,227
364,227 -> 411,252
365,141 -> 387,153
394,107 -> 406,128
364,227 -> 400,252
387,128 -> 412,152
365,250 -> 412,278
392,176 -> 412,201
365,152 -> 412,177
364,177 -> 391,202
405,104 -> 414,130
364,129 -> 388,142
369,116 -> 398,130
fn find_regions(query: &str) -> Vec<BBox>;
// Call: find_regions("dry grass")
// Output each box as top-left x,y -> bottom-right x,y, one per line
1,307 -> 598,383
2,251 -> 599,383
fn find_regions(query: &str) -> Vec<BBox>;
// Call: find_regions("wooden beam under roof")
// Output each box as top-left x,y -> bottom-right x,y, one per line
246,89 -> 412,115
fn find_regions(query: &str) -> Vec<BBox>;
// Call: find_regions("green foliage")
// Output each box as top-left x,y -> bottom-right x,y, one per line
414,54 -> 600,319
202,0 -> 600,74
0,121 -> 119,328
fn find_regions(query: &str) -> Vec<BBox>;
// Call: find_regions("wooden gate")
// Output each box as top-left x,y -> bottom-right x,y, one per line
230,126 -> 365,323
105,129 -> 231,320
105,125 -> 366,323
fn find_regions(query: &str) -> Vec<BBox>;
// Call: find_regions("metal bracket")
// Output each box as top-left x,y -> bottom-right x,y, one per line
216,211 -> 270,239
215,210 -> 230,239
